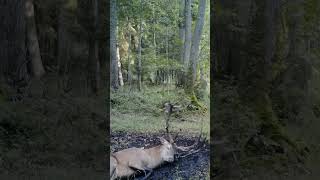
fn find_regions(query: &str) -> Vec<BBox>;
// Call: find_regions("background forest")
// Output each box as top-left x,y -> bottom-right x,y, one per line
0,0 -> 107,179
110,0 -> 210,97
110,0 -> 210,179
213,0 -> 320,179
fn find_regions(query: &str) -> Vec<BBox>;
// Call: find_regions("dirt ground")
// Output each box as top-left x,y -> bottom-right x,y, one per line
111,131 -> 210,180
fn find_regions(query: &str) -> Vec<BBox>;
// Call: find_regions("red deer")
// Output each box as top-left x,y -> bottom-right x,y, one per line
110,135 -> 200,180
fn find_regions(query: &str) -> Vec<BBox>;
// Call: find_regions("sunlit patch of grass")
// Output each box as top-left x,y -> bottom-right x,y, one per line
111,111 -> 210,138
110,86 -> 210,139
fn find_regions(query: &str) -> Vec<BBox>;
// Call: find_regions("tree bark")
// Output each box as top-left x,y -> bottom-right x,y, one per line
137,0 -> 143,91
153,2 -> 157,55
128,32 -> 132,88
0,0 -> 28,84
189,0 -> 206,86
183,0 -> 192,70
25,0 -> 45,78
110,0 -> 119,90
179,0 -> 185,63
287,0 -> 305,58
264,0 -> 280,82
117,46 -> 124,86
57,4 -> 70,75
88,0 -> 101,94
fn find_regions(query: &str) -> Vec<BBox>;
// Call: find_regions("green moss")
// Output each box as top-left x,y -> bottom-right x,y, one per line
190,91 -> 207,112
251,92 -> 302,154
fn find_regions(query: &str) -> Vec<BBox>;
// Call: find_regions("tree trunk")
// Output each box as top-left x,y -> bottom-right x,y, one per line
94,0 -> 101,93
287,0 -> 305,58
153,2 -> 157,55
166,26 -> 169,84
264,0 -> 280,81
0,0 -> 28,84
57,5 -> 70,75
117,46 -> 124,86
179,0 -> 185,63
183,0 -> 192,70
127,19 -> 132,88
212,0 -> 244,79
137,0 -> 143,91
88,0 -> 100,94
188,0 -> 206,89
25,0 -> 45,78
110,0 -> 119,90
127,21 -> 132,88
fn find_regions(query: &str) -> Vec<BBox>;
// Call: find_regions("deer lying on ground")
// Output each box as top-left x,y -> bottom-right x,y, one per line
110,135 -> 201,180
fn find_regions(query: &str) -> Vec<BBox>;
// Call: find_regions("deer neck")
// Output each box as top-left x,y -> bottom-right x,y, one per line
144,145 -> 164,169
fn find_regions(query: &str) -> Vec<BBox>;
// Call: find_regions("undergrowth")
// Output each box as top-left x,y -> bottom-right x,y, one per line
0,90 -> 106,178
212,78 -> 316,180
111,85 -> 210,138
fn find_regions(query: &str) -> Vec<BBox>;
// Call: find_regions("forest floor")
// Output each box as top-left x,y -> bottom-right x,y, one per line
212,78 -> 320,180
110,86 -> 210,179
111,132 -> 210,179
0,77 -> 107,179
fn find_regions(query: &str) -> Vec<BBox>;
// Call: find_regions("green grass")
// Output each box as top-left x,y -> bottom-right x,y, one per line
110,86 -> 210,138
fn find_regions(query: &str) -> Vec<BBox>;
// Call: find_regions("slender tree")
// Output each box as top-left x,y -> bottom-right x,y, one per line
26,0 -> 45,78
0,0 -> 28,83
127,19 -> 132,88
137,0 -> 143,91
88,0 -> 101,94
57,2 -> 70,75
111,0 -> 119,90
183,0 -> 192,71
117,45 -> 124,86
179,0 -> 185,63
189,0 -> 206,86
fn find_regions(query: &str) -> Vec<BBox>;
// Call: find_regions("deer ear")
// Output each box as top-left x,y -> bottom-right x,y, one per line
159,137 -> 169,145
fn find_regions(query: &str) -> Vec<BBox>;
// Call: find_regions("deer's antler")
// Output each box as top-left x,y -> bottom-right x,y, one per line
171,131 -> 205,152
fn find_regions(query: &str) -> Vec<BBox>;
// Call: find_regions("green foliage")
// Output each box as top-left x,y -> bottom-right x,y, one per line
303,0 -> 320,34
117,0 -> 209,90
111,86 -> 188,115
111,86 -> 209,136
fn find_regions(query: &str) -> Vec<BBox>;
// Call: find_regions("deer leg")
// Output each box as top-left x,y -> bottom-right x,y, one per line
140,168 -> 153,180
129,165 -> 147,180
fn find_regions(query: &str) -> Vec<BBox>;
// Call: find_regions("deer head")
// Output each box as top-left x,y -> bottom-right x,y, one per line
159,137 -> 175,162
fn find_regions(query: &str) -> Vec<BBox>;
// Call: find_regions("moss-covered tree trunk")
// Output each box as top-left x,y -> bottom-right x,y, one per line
189,0 -> 206,86
185,0 -> 206,108
182,0 -> 192,88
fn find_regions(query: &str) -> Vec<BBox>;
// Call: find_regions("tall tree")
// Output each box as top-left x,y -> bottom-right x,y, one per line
264,0 -> 280,82
179,0 -> 185,63
183,0 -> 192,70
0,0 -> 28,83
111,0 -> 119,90
88,0 -> 101,94
57,2 -> 70,75
117,45 -> 124,86
137,0 -> 143,91
25,0 -> 45,78
127,19 -> 133,88
189,0 -> 206,87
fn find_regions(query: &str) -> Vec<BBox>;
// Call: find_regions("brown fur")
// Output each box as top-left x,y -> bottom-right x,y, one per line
110,138 -> 174,180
